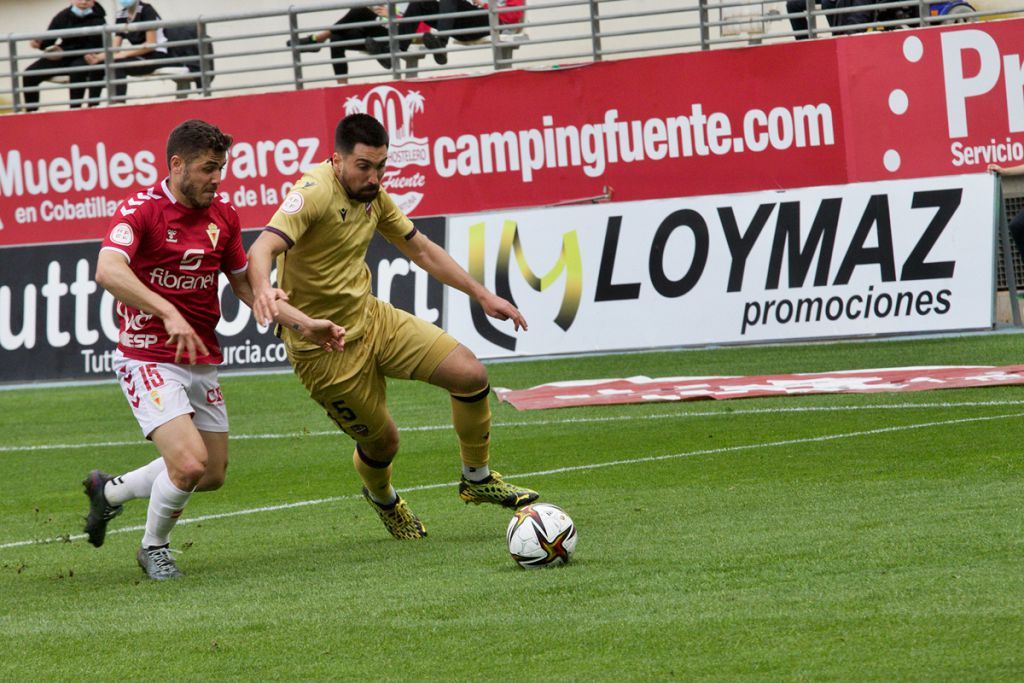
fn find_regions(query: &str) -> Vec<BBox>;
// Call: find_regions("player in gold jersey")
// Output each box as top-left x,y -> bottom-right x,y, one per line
247,113 -> 538,539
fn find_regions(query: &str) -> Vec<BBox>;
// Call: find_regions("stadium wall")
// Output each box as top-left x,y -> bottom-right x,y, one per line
0,19 -> 1019,381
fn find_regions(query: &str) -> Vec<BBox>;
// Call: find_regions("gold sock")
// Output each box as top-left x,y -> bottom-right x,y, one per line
353,445 -> 395,505
450,385 -> 491,471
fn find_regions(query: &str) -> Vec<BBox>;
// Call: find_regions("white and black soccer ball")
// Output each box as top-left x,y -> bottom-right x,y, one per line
506,503 -> 577,569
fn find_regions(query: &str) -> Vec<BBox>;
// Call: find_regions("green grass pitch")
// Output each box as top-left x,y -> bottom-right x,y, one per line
1,333 -> 1022,682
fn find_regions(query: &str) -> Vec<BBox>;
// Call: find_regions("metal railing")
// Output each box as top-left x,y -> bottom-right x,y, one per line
1,0 -> 1022,112
997,176 -> 1024,290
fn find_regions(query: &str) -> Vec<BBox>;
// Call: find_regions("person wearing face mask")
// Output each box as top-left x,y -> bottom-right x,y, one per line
84,0 -> 174,103
20,0 -> 107,112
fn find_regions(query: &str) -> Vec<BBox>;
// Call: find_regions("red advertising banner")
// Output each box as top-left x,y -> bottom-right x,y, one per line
495,366 -> 1024,410
0,88 -> 337,247
1,18 -> 1021,248
840,19 -> 1024,182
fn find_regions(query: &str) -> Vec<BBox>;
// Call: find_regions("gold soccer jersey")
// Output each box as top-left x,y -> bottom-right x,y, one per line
267,162 -> 413,351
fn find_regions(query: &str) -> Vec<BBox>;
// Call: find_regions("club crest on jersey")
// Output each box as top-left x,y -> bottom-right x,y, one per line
166,228 -> 179,243
149,389 -> 164,411
206,223 -> 220,248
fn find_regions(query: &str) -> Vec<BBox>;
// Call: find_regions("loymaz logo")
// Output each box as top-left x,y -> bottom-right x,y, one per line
467,220 -> 582,351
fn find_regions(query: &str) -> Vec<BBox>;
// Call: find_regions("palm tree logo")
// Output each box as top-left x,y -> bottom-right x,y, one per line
344,86 -> 429,169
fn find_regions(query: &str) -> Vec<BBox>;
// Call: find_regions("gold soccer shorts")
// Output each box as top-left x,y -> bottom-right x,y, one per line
289,297 -> 458,443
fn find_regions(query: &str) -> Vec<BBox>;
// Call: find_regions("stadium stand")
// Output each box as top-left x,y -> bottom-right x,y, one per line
3,0 -> 1020,112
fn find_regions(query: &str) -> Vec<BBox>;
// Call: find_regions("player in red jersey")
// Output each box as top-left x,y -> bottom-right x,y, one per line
82,119 -> 343,580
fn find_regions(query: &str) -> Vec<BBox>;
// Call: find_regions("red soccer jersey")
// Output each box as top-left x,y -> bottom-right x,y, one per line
100,179 -> 247,364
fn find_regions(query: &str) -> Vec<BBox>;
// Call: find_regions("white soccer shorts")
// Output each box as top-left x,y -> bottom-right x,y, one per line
113,350 -> 229,438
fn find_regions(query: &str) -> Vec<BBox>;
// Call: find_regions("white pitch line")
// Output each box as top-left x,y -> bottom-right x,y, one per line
3,398 -> 1023,454
2,410 -> 1020,551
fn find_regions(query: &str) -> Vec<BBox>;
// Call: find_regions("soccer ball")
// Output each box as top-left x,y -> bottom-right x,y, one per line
506,503 -> 577,569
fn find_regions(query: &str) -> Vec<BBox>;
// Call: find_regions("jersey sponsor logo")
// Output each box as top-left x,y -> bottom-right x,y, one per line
206,223 -> 220,248
339,208 -> 347,221
117,302 -> 154,331
301,181 -> 316,189
148,267 -> 216,291
281,192 -> 304,214
119,331 -> 159,349
109,222 -> 134,246
180,248 -> 205,272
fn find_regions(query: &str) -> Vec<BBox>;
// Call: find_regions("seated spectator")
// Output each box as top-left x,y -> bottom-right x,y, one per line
831,0 -> 878,35
163,23 -> 214,91
415,0 -> 526,66
85,0 -> 176,103
287,4 -> 418,84
786,0 -> 875,39
785,0 -> 837,39
21,0 -> 107,112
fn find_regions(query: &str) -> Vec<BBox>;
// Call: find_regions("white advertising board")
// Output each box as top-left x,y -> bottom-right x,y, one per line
445,174 -> 997,359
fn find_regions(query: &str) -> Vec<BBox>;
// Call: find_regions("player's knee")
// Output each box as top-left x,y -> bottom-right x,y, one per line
373,431 -> 400,460
165,447 -> 209,489
459,371 -> 489,397
358,425 -> 399,463
449,356 -> 489,396
170,460 -> 206,489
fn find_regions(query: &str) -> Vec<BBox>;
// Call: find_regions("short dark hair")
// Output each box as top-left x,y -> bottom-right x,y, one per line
335,113 -> 389,154
166,119 -> 233,167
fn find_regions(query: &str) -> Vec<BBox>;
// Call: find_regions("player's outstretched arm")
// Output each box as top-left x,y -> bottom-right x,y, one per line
276,306 -> 345,352
95,250 -> 209,364
246,230 -> 291,326
392,230 -> 528,332
226,270 -> 344,352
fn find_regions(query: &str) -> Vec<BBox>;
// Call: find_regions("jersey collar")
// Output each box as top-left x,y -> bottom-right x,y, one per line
161,178 -> 177,204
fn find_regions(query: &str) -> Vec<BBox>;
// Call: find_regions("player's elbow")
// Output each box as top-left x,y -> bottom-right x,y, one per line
94,266 -> 110,290
94,256 -> 118,291
249,230 -> 289,261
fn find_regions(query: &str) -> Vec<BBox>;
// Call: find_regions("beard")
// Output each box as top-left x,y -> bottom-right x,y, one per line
180,175 -> 216,208
339,168 -> 381,203
348,184 -> 380,202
